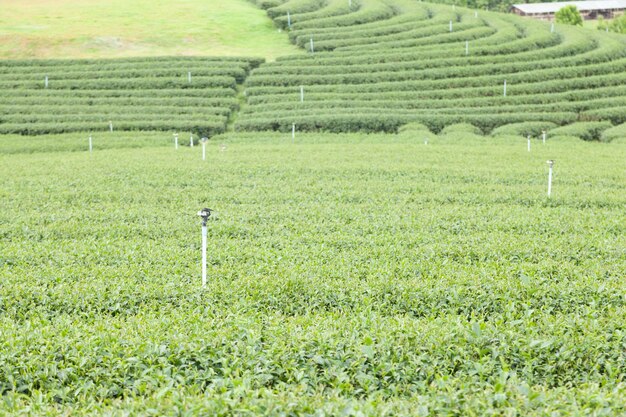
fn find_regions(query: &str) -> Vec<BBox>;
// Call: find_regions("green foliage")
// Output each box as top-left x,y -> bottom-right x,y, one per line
239,2 -> 626,135
397,122 -> 432,134
597,14 -> 626,34
600,121 -> 626,142
548,134 -> 585,144
582,106 -> 626,125
0,131 -> 173,153
1,133 -> 625,414
555,5 -> 583,26
440,123 -> 483,135
550,121 -> 613,141
491,121 -> 557,137
0,57 -> 262,137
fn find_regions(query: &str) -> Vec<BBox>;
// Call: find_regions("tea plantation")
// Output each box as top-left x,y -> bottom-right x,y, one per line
1,132 -> 625,415
238,0 -> 626,134
1,0 -> 626,415
0,57 -> 263,136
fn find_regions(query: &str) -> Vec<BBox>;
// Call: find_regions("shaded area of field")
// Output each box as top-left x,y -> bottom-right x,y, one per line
1,133 -> 625,414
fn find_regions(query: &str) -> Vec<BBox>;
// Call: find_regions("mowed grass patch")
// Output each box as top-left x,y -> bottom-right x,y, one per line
1,133 -> 625,414
0,0 -> 300,60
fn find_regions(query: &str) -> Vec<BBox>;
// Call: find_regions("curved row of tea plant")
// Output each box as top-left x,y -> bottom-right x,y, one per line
0,57 -> 263,136
238,0 -> 626,134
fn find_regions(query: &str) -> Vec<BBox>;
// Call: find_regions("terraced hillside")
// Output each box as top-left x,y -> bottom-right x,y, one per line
2,1 -> 625,139
237,0 -> 626,134
0,57 -> 263,136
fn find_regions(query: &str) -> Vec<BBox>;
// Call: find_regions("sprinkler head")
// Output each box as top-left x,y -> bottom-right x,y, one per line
201,137 -> 208,144
547,160 -> 555,167
197,208 -> 213,225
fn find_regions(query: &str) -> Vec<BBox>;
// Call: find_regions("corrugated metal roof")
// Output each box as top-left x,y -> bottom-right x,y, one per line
512,0 -> 626,13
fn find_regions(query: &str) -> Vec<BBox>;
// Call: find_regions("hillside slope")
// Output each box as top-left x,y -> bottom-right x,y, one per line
1,0 -> 626,138
237,0 -> 626,134
0,0 -> 300,60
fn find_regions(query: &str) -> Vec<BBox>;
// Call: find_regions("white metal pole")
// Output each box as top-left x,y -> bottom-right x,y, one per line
310,37 -> 314,53
197,208 -> 212,288
45,75 -> 48,88
542,130 -> 546,144
287,11 -> 291,28
449,20 -> 453,32
174,133 -> 178,150
188,71 -> 191,83
109,121 -> 113,132
201,137 -> 208,159
190,135 -> 194,147
300,86 -> 304,102
201,223 -> 207,287
465,40 -> 469,55
503,80 -> 507,97
292,123 -> 295,141
89,135 -> 92,153
547,160 -> 554,197
527,135 -> 531,152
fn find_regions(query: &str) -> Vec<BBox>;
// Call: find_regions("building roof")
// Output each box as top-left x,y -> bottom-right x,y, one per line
512,0 -> 626,13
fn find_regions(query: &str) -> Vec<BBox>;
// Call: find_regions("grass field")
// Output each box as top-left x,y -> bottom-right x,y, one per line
0,0 -> 300,60
1,133 -> 625,414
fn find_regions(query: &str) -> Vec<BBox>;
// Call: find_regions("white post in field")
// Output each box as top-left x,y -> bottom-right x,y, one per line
527,135 -> 531,152
542,130 -> 546,144
503,80 -> 507,97
475,10 -> 478,17
89,135 -> 92,153
190,135 -> 194,147
45,75 -> 48,89
201,137 -> 208,160
547,160 -> 554,197
197,208 -> 212,288
109,121 -> 113,132
465,40 -> 469,55
300,85 -> 304,102
310,37 -> 314,53
287,11 -> 291,28
174,133 -> 179,150
449,20 -> 453,32
292,123 -> 295,141
188,71 -> 191,83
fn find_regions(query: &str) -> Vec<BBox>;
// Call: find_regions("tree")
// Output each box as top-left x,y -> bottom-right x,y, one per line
610,14 -> 626,33
555,5 -> 583,26
596,14 -> 626,33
